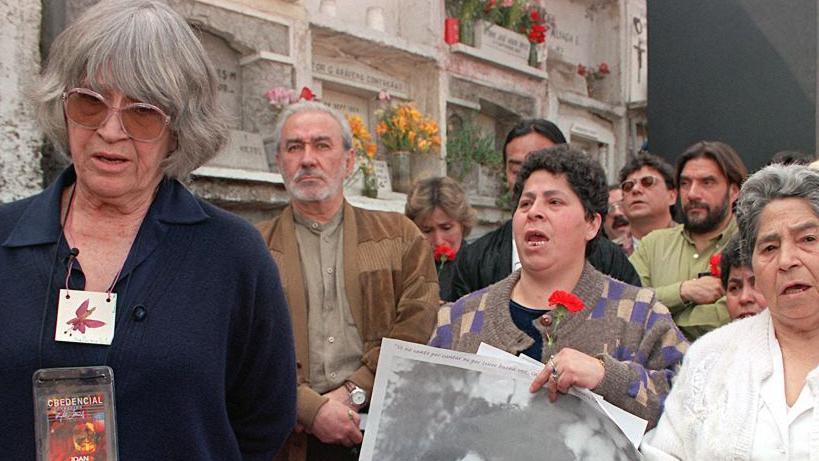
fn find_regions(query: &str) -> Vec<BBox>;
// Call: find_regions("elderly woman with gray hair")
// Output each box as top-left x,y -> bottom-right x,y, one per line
0,1 -> 295,459
642,163 -> 819,460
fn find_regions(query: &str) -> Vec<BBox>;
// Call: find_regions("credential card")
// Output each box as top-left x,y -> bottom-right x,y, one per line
33,366 -> 118,461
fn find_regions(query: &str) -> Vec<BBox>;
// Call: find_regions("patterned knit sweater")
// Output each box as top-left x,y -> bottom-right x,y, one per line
429,262 -> 689,429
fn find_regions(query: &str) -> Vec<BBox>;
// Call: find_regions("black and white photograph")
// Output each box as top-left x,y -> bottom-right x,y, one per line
360,340 -> 639,461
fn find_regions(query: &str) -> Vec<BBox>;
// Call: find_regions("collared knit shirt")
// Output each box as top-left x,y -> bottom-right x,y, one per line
629,220 -> 736,340
429,263 -> 689,429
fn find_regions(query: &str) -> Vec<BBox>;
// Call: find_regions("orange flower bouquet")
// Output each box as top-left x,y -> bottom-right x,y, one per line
375,103 -> 441,155
346,114 -> 379,198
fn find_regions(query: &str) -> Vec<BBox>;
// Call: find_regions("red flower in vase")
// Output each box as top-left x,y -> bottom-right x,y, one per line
528,24 -> 547,44
709,252 -> 722,278
598,62 -> 611,75
577,64 -> 588,77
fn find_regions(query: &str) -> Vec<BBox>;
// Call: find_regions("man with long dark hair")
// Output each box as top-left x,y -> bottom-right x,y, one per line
630,141 -> 748,341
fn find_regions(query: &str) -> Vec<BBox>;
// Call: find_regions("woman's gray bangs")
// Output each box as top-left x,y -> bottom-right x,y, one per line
80,7 -> 198,119
35,0 -> 228,178
737,164 -> 819,262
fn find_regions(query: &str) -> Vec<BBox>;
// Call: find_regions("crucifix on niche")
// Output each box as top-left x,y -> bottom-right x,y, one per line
632,17 -> 645,83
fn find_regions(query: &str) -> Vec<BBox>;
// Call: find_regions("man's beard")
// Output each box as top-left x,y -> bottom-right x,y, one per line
285,167 -> 344,203
682,192 -> 731,234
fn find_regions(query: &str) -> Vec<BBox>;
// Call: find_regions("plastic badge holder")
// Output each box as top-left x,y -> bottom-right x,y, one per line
33,366 -> 118,461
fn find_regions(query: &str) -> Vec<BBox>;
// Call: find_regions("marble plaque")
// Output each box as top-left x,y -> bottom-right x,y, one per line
475,22 -> 529,61
373,160 -> 392,193
201,32 -> 242,130
207,130 -> 269,172
313,57 -> 408,97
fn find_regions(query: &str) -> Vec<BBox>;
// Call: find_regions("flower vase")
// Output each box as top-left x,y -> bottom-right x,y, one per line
388,151 -> 412,193
362,173 -> 378,198
444,17 -> 460,44
528,43 -> 539,67
459,19 -> 475,46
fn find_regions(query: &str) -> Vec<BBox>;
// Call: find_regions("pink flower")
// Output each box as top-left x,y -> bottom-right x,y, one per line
501,0 -> 514,7
66,299 -> 106,334
264,86 -> 296,108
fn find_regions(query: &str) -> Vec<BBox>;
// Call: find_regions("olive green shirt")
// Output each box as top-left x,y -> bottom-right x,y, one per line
629,219 -> 736,341
294,210 -> 364,394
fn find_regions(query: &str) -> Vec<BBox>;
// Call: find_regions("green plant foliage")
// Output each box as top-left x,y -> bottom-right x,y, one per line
483,0 -> 528,30
446,0 -> 483,21
445,118 -> 501,181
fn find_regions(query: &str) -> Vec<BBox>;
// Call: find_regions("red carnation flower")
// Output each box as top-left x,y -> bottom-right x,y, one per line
543,290 -> 585,354
433,244 -> 457,264
530,9 -> 541,22
577,64 -> 587,77
548,290 -> 584,313
710,252 -> 722,278
598,62 -> 610,75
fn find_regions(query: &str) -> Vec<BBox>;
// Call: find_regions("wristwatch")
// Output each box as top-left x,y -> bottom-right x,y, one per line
344,381 -> 367,406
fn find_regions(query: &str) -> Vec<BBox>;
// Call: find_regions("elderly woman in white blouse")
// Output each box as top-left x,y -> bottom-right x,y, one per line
641,163 -> 819,460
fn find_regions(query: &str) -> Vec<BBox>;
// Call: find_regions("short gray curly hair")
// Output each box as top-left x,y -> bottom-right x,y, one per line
736,163 -> 819,264
31,0 -> 228,178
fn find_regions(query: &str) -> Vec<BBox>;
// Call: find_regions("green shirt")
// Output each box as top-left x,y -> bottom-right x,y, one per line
629,219 -> 737,341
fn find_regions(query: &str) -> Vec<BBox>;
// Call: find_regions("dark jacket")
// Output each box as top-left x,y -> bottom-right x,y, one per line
446,220 -> 641,301
0,168 -> 296,461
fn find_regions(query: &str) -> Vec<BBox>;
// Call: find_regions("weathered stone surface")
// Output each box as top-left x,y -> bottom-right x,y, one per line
241,59 -> 293,135
201,31 -> 243,130
184,175 -> 289,224
169,0 -> 289,55
0,0 -> 43,203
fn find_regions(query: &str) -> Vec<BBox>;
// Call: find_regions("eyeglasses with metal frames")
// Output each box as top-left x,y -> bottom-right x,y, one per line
621,175 -> 661,193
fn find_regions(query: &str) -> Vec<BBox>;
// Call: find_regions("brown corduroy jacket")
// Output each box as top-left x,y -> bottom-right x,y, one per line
256,201 -> 439,461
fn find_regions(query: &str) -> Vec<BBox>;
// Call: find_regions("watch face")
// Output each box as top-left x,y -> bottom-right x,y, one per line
351,389 -> 366,405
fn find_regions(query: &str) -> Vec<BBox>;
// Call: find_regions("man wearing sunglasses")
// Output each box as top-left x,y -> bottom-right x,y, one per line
617,152 -> 677,252
630,141 -> 748,341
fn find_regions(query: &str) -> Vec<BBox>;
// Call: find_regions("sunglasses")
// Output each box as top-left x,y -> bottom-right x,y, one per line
621,175 -> 661,193
62,88 -> 171,142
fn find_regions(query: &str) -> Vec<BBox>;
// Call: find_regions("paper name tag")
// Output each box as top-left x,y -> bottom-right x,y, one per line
55,289 -> 116,345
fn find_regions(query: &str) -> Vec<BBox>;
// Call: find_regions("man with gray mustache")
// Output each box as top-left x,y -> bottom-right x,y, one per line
629,141 -> 748,341
256,101 -> 439,461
